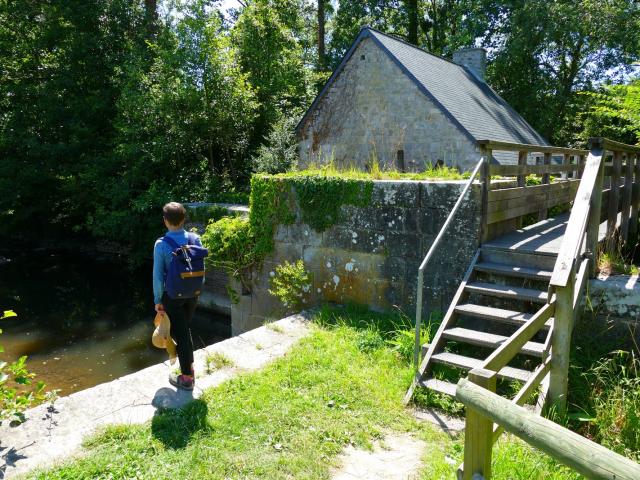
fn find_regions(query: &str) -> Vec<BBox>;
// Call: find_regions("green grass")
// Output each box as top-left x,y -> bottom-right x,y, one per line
28,306 -> 584,479
276,160 -> 470,181
204,352 -> 233,374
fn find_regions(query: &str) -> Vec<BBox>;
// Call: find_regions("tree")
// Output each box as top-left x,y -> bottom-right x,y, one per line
318,0 -> 326,69
484,0 -> 640,144
406,0 -> 418,45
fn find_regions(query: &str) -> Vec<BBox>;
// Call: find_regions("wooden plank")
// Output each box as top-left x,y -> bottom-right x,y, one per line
487,186 -> 577,215
480,151 -> 491,243
432,352 -> 531,382
403,251 -> 480,405
549,268 -> 574,415
573,258 -> 590,312
457,379 -> 640,480
490,163 -> 586,177
607,151 -> 622,248
561,153 -> 570,180
539,152 -> 552,220
577,154 -> 585,179
455,303 -> 553,328
462,369 -> 497,480
474,262 -> 552,281
493,358 -> 552,441
621,153 -> 633,243
488,180 -> 579,202
631,154 -> 640,241
466,282 -> 548,303
419,377 -> 457,397
550,149 -> 603,287
517,151 -> 527,187
600,137 -> 640,154
443,327 -> 545,357
478,139 -> 588,156
482,302 -> 555,372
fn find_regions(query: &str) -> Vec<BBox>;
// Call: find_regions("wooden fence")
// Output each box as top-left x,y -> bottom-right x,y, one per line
459,137 -> 640,480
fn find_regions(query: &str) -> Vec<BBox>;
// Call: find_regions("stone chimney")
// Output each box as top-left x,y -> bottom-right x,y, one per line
452,47 -> 487,82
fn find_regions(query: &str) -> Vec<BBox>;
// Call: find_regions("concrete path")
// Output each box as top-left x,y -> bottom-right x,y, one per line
330,433 -> 426,480
0,313 -> 312,479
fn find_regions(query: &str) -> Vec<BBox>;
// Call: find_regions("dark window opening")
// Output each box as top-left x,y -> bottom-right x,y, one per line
361,54 -> 366,60
396,150 -> 405,172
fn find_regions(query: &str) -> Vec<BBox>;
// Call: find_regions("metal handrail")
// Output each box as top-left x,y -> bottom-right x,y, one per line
413,157 -> 486,373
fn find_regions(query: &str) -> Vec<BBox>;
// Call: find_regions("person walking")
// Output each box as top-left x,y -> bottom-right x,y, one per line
152,202 -> 207,390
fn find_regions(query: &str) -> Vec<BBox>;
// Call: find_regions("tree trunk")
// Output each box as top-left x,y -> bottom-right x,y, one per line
317,0 -> 326,70
144,0 -> 158,37
407,0 -> 418,45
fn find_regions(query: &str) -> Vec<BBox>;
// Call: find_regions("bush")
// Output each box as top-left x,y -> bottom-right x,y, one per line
201,216 -> 256,291
252,112 -> 301,174
1,310 -> 45,424
268,260 -> 311,311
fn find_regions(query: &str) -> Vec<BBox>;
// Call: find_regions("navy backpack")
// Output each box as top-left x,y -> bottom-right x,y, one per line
161,233 -> 209,299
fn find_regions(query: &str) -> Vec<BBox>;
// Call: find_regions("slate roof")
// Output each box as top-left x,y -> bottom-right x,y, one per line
297,27 -> 549,147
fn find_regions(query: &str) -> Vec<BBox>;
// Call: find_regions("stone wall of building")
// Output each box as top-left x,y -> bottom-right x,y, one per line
297,37 -> 481,172
234,180 -> 482,334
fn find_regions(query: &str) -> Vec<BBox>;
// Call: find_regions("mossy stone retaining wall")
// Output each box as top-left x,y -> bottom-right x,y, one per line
234,179 -> 481,334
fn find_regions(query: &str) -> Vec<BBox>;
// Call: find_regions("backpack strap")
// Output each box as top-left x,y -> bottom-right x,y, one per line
161,235 -> 181,250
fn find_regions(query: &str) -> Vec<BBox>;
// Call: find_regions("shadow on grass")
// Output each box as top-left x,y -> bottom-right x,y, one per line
151,397 -> 210,450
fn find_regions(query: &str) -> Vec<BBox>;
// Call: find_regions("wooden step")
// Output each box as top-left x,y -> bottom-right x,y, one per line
481,248 -> 557,270
418,378 -> 457,397
455,303 -> 553,328
442,327 -> 544,357
466,282 -> 548,303
474,262 -> 552,281
431,352 -> 532,382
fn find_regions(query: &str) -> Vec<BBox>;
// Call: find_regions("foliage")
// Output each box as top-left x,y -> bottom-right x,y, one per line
201,216 -> 256,289
577,79 -> 640,146
484,0 -> 640,144
186,205 -> 240,225
268,260 -> 311,310
1,311 -> 45,424
252,111 -> 301,174
597,250 -> 640,276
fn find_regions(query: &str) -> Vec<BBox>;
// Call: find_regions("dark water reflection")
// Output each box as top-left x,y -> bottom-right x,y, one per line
0,253 -> 230,395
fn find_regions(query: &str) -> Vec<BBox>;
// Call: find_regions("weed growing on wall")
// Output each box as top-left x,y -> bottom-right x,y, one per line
268,260 -> 311,310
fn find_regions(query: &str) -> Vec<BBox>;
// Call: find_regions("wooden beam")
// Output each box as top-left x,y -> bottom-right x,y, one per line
607,151 -> 622,250
489,163 -> 585,177
621,153 -> 633,243
480,151 -> 491,244
462,368 -> 497,480
551,148 -> 603,287
482,302 -> 555,372
561,153 -> 570,180
631,154 -> 640,241
457,379 -> 640,480
539,152 -> 552,220
517,151 -> 527,187
549,269 -> 574,415
577,154 -> 585,179
477,139 -> 588,156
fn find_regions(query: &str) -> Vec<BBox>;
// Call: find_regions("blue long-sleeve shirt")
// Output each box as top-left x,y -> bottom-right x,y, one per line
153,229 -> 204,304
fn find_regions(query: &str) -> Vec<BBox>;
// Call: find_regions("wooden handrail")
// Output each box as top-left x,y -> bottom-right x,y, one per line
457,378 -> 640,480
481,302 -> 555,372
591,136 -> 640,154
489,163 -> 585,176
477,139 -> 588,156
549,148 -> 603,288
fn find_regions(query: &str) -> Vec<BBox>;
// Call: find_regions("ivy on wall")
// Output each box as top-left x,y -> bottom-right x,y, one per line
201,172 -> 374,288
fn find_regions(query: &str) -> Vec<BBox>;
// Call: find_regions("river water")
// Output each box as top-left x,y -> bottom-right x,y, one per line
0,253 -> 230,396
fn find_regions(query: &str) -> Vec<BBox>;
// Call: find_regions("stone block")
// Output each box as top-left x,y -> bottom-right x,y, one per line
384,232 -> 422,259
322,227 -> 386,255
284,223 -> 323,247
370,181 -> 420,208
381,256 -> 407,283
267,242 -> 304,265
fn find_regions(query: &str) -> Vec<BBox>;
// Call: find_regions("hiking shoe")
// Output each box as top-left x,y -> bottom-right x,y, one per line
169,372 -> 194,391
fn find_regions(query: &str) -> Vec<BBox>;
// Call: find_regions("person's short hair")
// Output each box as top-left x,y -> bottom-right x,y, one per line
162,202 -> 186,226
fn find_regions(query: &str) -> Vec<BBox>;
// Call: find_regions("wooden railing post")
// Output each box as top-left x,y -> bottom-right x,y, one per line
577,154 -> 585,179
462,368 -> 497,480
630,154 -> 640,242
561,153 -> 570,180
480,149 -> 491,244
621,153 -> 633,243
607,150 -> 622,250
548,266 -> 575,415
517,150 -> 527,187
538,152 -> 552,221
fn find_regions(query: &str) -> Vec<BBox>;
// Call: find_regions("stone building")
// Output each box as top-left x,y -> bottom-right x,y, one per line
296,27 -> 549,171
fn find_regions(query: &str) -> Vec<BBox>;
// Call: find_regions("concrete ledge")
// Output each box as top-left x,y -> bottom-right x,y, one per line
588,274 -> 640,320
0,313 -> 312,479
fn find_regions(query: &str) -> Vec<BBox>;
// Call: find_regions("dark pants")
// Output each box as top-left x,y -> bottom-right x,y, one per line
162,293 -> 197,376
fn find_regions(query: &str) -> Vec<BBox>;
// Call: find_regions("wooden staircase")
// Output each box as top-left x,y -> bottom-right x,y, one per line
406,244 -> 555,405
